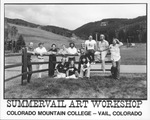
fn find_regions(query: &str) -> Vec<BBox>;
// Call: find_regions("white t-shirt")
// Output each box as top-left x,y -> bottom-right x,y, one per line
98,40 -> 109,51
85,40 -> 96,50
34,47 -> 47,59
109,42 -> 123,61
67,47 -> 77,54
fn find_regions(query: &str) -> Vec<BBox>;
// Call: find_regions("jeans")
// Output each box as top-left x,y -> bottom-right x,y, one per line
36,59 -> 44,78
111,59 -> 121,79
79,65 -> 90,78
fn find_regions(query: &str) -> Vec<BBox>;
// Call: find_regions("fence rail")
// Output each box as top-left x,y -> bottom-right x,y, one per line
5,53 -> 23,57
5,47 -> 112,85
5,63 -> 23,69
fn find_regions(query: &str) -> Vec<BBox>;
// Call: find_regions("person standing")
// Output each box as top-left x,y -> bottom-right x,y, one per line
67,42 -> 78,62
26,42 -> 35,82
85,35 -> 97,64
34,42 -> 47,78
48,44 -> 58,76
109,38 -> 123,79
97,34 -> 109,73
58,44 -> 68,61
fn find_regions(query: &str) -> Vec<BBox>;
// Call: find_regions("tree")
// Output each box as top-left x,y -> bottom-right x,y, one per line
16,35 -> 26,51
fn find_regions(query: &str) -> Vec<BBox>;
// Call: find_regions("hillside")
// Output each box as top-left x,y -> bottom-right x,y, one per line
73,16 -> 147,43
7,23 -> 82,49
5,17 -> 72,38
5,15 -> 147,43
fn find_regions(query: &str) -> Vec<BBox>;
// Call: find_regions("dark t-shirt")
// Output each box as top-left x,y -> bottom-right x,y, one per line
27,47 -> 34,62
56,63 -> 68,73
48,48 -> 57,53
49,48 -> 57,61
68,66 -> 77,76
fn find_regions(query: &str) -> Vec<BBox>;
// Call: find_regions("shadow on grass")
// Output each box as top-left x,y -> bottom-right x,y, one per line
5,73 -> 147,99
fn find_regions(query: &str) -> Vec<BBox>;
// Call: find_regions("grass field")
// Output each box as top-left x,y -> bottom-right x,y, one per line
5,73 -> 146,99
9,23 -> 83,49
5,43 -> 146,65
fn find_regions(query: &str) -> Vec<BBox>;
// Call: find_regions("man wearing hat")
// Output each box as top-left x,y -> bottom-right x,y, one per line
34,42 -> 47,78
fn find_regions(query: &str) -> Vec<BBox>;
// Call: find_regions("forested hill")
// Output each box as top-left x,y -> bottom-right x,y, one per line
5,15 -> 147,43
5,17 -> 72,37
73,16 -> 147,43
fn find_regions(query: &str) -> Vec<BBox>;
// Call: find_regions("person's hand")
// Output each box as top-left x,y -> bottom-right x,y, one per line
116,39 -> 120,43
32,52 -> 35,55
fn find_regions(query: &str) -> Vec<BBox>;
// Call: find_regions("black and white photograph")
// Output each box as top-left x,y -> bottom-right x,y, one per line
1,0 -> 150,119
3,3 -> 147,99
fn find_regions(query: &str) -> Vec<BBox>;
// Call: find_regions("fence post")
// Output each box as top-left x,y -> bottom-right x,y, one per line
48,55 -> 53,77
21,47 -> 27,85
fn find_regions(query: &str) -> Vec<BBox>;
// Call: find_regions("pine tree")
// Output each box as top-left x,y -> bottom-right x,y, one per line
16,35 -> 26,51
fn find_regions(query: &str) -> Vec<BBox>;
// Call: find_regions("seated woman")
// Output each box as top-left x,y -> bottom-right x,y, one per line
55,57 -> 68,78
48,44 -> 58,76
58,44 -> 68,61
66,59 -> 78,79
78,48 -> 90,79
67,42 -> 78,62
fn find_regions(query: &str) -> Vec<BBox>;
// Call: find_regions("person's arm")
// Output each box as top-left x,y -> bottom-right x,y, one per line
34,48 -> 39,55
106,41 -> 109,49
117,39 -> 123,47
100,47 -> 110,52
56,64 -> 59,73
42,47 -> 48,55
66,48 -> 71,54
84,41 -> 87,52
27,47 -> 35,55
94,41 -> 97,51
75,67 -> 79,77
58,49 -> 62,54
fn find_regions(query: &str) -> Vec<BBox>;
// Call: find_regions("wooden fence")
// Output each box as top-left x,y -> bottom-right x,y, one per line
5,48 -> 112,85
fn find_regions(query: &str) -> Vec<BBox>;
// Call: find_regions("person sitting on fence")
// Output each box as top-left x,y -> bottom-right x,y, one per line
109,38 -> 123,80
78,48 -> 90,79
66,59 -> 79,79
95,34 -> 109,73
67,42 -> 78,62
58,44 -> 68,61
55,57 -> 68,78
85,35 -> 97,64
34,42 -> 47,78
48,44 -> 58,76
26,42 -> 35,82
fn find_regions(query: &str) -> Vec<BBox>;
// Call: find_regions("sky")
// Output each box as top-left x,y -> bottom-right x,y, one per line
5,4 -> 146,30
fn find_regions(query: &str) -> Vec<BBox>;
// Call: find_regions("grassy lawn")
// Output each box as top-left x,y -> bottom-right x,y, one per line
5,43 -> 146,65
121,43 -> 146,65
5,73 -> 146,99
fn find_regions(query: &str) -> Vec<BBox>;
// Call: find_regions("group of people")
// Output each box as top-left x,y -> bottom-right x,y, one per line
26,34 -> 123,82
